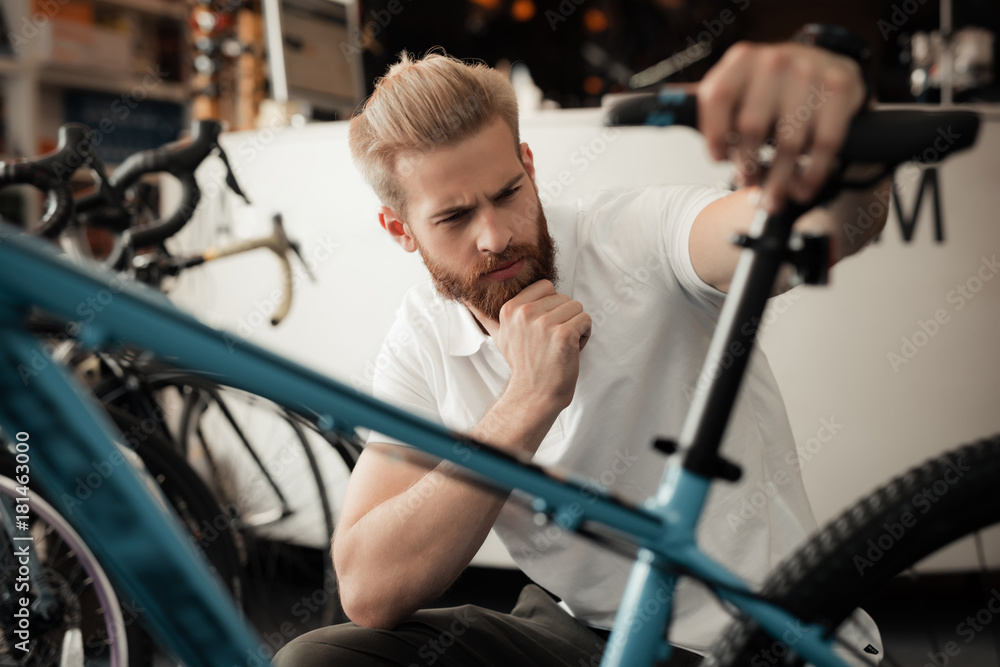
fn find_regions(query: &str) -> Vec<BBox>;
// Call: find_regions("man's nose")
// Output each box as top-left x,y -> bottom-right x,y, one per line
475,208 -> 511,254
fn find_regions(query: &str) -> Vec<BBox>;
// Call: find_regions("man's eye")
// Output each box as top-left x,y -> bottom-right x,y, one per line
440,211 -> 468,223
497,187 -> 519,201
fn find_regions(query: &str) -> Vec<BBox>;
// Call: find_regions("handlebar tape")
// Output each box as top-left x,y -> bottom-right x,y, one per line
0,123 -> 97,238
0,163 -> 73,239
113,119 -> 223,249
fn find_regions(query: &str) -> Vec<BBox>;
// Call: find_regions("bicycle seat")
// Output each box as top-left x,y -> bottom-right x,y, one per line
604,89 -> 981,168
841,109 -> 980,165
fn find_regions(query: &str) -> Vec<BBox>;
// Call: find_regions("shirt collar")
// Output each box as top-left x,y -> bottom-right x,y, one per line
447,299 -> 490,357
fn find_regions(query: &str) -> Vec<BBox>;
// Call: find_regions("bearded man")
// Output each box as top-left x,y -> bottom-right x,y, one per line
274,38 -> 886,666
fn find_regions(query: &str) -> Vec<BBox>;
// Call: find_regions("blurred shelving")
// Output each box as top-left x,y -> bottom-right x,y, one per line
0,0 -> 190,224
97,0 -> 185,20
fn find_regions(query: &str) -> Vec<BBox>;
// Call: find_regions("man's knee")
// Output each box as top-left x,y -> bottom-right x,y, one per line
272,604 -> 500,666
271,623 -> 384,666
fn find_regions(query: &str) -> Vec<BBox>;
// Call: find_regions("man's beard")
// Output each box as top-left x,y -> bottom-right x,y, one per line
418,206 -> 557,321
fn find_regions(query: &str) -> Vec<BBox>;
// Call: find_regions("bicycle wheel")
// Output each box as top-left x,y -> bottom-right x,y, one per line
90,359 -> 359,628
0,471 -> 144,666
175,383 -> 354,626
104,406 -> 246,610
706,434 -> 1000,666
2,399 -> 246,666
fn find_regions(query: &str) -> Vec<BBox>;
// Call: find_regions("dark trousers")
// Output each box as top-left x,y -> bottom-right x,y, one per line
271,585 -> 701,667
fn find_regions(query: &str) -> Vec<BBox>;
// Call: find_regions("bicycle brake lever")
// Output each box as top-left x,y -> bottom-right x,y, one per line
271,213 -> 316,283
288,241 -> 316,282
214,144 -> 251,206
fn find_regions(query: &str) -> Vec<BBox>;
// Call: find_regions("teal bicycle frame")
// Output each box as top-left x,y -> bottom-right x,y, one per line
0,99 -> 981,667
0,210 -> 848,667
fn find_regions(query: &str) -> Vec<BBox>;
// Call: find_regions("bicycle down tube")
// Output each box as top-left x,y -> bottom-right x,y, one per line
0,98 -> 982,667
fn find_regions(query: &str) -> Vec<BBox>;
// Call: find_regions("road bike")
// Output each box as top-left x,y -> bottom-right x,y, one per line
0,119 -> 358,664
0,91 -> 994,666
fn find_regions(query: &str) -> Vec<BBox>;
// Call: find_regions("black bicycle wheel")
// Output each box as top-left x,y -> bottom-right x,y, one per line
176,383 -> 353,626
91,358 -> 360,629
105,406 -> 246,611
706,434 -> 1000,666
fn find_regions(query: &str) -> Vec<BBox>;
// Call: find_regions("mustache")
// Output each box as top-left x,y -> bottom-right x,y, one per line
473,244 -> 532,278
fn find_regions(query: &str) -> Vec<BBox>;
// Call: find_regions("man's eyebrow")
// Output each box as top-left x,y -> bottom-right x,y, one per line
490,174 -> 524,199
428,174 -> 524,220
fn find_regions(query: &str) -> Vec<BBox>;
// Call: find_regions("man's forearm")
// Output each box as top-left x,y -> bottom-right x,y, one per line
808,174 -> 892,262
334,384 -> 562,629
781,176 -> 890,292
335,458 -> 507,629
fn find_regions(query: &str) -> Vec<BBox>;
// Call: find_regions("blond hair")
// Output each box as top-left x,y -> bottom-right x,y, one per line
348,51 -> 520,215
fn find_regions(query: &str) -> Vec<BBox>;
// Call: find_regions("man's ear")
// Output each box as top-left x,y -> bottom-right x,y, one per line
520,142 -> 536,182
378,206 -> 418,253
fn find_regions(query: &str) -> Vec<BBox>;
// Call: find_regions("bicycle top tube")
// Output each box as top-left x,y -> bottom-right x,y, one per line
0,222 -> 667,546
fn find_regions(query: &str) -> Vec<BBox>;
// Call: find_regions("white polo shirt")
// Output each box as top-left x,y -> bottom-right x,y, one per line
367,185 -> 826,653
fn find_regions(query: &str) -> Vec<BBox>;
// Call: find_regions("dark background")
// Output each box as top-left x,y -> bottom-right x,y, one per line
355,0 -> 1000,107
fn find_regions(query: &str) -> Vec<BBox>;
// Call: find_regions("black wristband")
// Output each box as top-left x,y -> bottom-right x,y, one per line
793,24 -> 873,104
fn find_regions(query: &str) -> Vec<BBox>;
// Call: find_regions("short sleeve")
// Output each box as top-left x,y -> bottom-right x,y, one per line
365,318 -> 441,447
588,184 -> 731,310
663,185 -> 731,309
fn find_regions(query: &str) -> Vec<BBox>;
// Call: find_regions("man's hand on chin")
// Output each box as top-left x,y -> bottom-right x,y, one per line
467,280 -> 592,411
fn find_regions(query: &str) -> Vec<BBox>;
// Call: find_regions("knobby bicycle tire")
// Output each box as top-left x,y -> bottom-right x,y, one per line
0,468 -> 145,666
706,434 -> 1000,666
